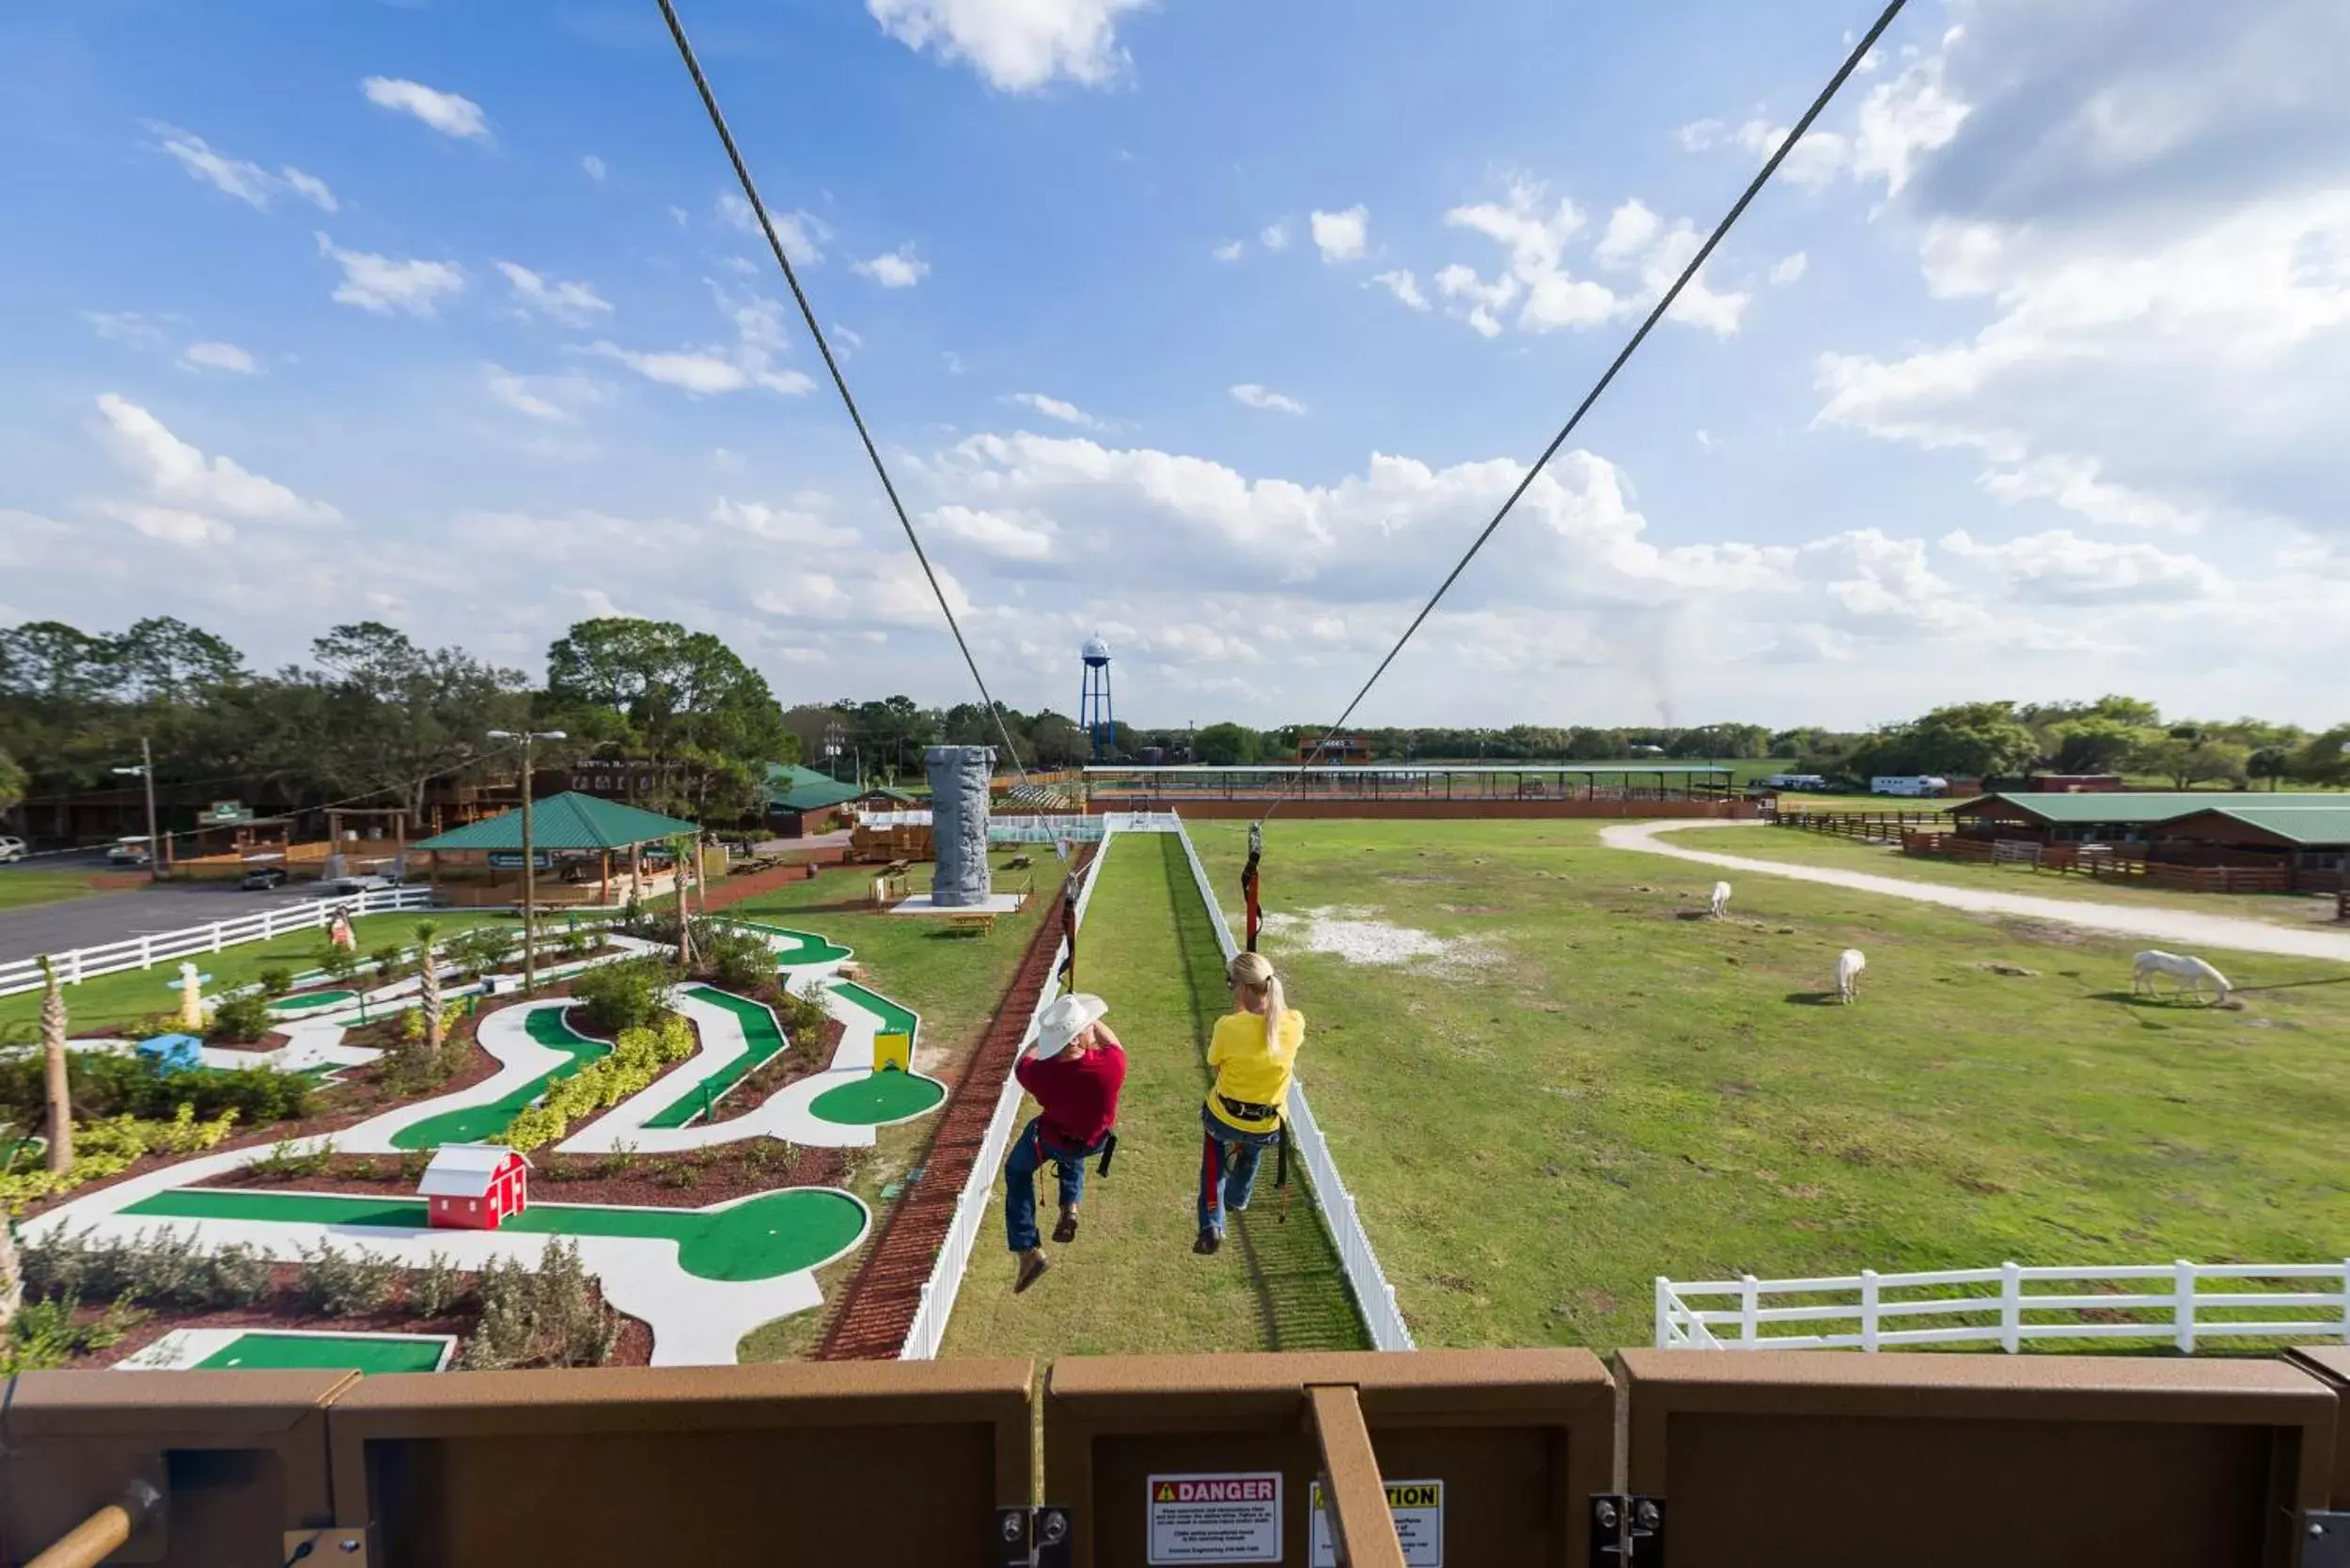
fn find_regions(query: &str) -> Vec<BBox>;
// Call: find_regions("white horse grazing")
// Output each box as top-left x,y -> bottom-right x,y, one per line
2133,949 -> 2232,1005
1709,881 -> 1732,919
1836,948 -> 1867,1004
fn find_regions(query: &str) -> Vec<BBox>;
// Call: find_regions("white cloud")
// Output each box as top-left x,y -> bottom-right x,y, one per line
361,77 -> 490,140
716,192 -> 831,265
494,260 -> 613,325
835,323 -> 864,352
180,341 -> 258,374
483,365 -> 604,423
865,0 -> 1147,90
315,233 -> 464,317
86,311 -> 164,346
1370,270 -> 1430,311
943,351 -> 967,374
712,496 -> 861,546
928,503 -> 1058,560
1675,118 -> 1726,152
1261,222 -> 1292,252
1940,527 -> 2226,604
1769,251 -> 1810,286
1309,206 -> 1369,263
1594,199 -> 1661,265
149,124 -> 336,212
1680,39 -> 1966,196
854,246 -> 929,288
1010,392 -> 1104,429
1213,240 -> 1245,262
1229,384 -> 1308,416
1434,263 -> 1517,337
590,281 -> 812,397
1977,455 -> 2208,534
91,393 -> 337,544
582,154 -> 607,181
1695,430 -> 1715,451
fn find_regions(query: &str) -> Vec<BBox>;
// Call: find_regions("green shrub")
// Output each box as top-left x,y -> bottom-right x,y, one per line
368,945 -> 405,986
775,984 -> 831,1045
499,1013 -> 697,1151
1,1294 -> 146,1373
296,1239 -> 402,1315
207,993 -> 277,1044
22,1228 -> 275,1311
412,1250 -> 465,1317
559,925 -> 599,962
704,929 -> 776,994
0,1108 -> 238,1214
257,966 -> 295,998
318,944 -> 361,983
249,1136 -> 336,1179
569,955 -> 677,1037
0,1050 -> 306,1124
456,1239 -> 616,1371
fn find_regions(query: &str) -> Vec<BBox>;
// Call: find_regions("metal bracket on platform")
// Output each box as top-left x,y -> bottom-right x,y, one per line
2304,1512 -> 2350,1568
995,1505 -> 1073,1568
1591,1494 -> 1665,1566
281,1528 -> 370,1566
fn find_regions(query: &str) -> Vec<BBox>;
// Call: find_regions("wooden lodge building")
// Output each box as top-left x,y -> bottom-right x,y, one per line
1940,792 -> 2350,889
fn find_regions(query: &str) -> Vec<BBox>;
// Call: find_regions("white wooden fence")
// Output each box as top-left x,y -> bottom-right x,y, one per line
1657,1260 -> 2350,1354
899,820 -> 1120,1360
1165,816 -> 1414,1352
0,887 -> 435,999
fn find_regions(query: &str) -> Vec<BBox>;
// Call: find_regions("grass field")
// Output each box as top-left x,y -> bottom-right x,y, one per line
0,867 -> 137,912
1668,824 -> 2341,928
943,831 -> 1366,1357
0,912 -> 521,1038
1183,819 -> 2350,1354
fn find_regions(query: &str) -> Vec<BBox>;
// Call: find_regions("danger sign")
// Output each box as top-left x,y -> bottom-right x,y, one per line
1309,1477 -> 1444,1566
1147,1471 -> 1282,1563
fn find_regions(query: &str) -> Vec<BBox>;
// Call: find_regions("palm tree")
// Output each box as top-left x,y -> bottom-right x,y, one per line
415,921 -> 444,1053
39,956 -> 71,1175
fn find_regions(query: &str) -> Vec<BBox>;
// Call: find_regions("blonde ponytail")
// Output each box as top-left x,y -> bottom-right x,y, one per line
1228,950 -> 1287,1058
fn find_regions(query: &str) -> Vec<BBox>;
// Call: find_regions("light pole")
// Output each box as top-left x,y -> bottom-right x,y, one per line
488,729 -> 567,995
110,736 -> 161,882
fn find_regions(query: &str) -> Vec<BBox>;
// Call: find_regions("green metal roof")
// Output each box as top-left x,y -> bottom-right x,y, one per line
766,762 -> 863,813
1955,792 -> 2350,830
2166,805 -> 2350,847
414,792 -> 701,852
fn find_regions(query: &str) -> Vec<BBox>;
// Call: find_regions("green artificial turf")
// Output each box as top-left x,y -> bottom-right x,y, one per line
122,1186 -> 868,1282
389,1005 -> 606,1150
269,989 -> 358,1013
808,1071 -> 947,1125
194,1331 -> 448,1373
642,987 -> 791,1129
943,831 -> 1369,1357
718,919 -> 854,966
1179,818 -> 2350,1354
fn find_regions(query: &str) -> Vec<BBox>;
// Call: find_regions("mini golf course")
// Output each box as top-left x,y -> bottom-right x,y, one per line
722,919 -> 853,966
122,1187 -> 870,1283
269,989 -> 358,1014
641,987 -> 790,1129
808,1072 -> 946,1124
390,1006 -> 607,1151
190,1331 -> 451,1373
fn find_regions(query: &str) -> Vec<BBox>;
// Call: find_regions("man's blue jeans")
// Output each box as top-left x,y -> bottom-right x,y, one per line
1004,1117 -> 1096,1252
1198,1105 -> 1281,1238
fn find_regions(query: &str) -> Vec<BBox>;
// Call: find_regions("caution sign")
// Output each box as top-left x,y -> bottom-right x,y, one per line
1147,1471 -> 1282,1563
1308,1478 -> 1443,1566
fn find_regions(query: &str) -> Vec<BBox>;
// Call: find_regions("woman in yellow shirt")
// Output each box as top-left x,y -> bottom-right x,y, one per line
1196,950 -> 1305,1255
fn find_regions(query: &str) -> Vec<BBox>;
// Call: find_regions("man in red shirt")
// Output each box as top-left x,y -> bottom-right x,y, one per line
1005,992 -> 1126,1294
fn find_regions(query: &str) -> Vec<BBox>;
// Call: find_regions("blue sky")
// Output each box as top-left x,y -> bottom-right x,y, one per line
4,0 -> 2347,729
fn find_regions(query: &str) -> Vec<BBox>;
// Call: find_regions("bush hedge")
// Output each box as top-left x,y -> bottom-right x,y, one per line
569,955 -> 677,1037
0,1048 -> 308,1125
503,1014 -> 697,1152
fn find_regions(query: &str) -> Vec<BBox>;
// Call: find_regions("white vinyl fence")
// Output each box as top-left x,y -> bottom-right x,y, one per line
1657,1261 -> 2350,1354
0,887 -> 434,998
899,821 -> 1120,1360
1166,816 -> 1414,1352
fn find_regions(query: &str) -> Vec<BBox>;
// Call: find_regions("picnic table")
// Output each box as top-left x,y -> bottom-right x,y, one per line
947,913 -> 997,937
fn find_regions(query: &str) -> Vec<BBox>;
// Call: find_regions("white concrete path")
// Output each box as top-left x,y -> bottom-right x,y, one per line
1601,819 -> 2350,963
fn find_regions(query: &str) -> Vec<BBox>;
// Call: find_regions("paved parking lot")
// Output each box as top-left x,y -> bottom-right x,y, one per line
0,867 -> 318,964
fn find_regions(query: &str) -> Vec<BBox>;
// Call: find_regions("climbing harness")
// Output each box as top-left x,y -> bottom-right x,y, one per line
1056,880 -> 1078,986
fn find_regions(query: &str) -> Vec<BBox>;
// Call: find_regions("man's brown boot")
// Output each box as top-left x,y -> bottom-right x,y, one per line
1053,1204 -> 1079,1244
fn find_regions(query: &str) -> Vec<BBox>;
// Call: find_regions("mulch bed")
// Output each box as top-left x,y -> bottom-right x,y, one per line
701,1015 -> 843,1125
55,1261 -> 652,1370
196,1147 -> 857,1208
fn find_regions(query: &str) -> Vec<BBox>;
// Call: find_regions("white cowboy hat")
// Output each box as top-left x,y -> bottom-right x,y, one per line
1033,993 -> 1108,1059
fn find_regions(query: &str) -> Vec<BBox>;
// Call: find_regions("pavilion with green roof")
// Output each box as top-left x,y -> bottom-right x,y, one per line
766,762 -> 865,838
413,792 -> 703,906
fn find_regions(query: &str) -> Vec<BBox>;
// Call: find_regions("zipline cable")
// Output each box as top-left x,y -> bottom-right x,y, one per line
1263,0 -> 1910,823
654,0 -> 1032,785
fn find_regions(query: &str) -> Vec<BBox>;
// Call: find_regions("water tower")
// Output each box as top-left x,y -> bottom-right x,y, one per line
1078,635 -> 1115,760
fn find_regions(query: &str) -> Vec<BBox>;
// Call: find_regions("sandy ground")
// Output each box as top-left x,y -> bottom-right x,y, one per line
1602,820 -> 2350,964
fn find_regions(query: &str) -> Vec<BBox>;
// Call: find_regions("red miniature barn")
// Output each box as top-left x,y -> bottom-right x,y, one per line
419,1143 -> 530,1231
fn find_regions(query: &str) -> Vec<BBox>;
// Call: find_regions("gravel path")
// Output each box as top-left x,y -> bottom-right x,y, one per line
1601,820 -> 2350,964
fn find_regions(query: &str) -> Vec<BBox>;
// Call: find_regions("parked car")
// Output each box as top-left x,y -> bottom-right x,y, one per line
105,838 -> 152,865
320,872 -> 403,895
0,836 -> 26,864
239,865 -> 291,889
